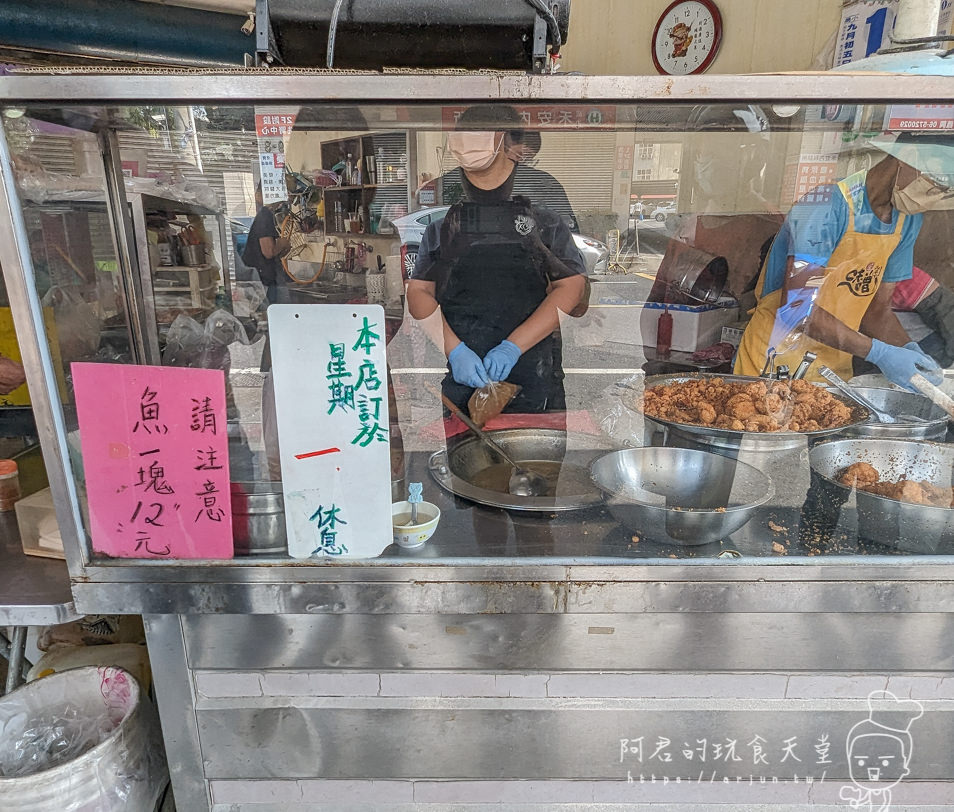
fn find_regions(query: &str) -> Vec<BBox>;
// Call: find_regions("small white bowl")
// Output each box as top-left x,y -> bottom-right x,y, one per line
391,500 -> 441,548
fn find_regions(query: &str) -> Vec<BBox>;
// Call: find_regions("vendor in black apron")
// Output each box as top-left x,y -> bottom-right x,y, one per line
406,105 -> 586,413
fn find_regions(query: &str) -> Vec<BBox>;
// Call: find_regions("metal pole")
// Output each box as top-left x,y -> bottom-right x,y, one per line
99,130 -> 160,365
894,0 -> 943,41
4,626 -> 27,694
0,119 -> 90,577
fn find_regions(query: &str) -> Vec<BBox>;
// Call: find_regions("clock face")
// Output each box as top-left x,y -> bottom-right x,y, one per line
652,0 -> 723,76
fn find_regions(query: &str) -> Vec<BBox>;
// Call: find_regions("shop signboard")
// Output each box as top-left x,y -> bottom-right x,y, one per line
254,107 -> 298,204
441,105 -> 617,130
72,363 -> 233,559
269,304 -> 392,558
885,104 -> 954,131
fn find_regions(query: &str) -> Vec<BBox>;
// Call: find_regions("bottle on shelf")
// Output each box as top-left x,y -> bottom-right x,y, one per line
345,153 -> 354,185
656,305 -> 673,358
376,148 -> 385,186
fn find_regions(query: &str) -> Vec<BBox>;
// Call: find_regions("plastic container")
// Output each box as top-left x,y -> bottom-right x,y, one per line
0,459 -> 21,511
366,272 -> 386,303
0,666 -> 168,811
15,486 -> 63,559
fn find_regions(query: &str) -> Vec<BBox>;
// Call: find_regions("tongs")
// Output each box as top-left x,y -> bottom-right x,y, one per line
817,365 -> 896,423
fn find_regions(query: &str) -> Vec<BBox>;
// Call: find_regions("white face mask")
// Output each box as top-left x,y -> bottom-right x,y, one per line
447,131 -> 501,172
892,172 -> 954,214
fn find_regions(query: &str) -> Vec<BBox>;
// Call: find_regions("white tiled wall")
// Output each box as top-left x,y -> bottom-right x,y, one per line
188,669 -> 954,810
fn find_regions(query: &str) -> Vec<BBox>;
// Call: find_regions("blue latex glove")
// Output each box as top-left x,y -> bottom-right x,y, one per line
483,340 -> 522,381
448,342 -> 490,389
866,339 -> 943,392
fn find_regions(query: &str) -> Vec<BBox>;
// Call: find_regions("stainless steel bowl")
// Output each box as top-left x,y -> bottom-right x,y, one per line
839,387 -> 948,441
808,438 -> 954,554
230,481 -> 287,555
642,373 -> 870,451
590,447 -> 774,545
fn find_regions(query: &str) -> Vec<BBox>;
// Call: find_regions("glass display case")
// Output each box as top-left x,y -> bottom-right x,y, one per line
4,72 -> 954,812
2,74 -> 954,585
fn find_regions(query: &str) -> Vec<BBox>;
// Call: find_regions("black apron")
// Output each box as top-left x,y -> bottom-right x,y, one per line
439,239 -> 555,413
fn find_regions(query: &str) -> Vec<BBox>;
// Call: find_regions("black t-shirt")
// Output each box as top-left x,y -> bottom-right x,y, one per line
412,167 -> 584,296
439,163 -> 578,231
242,206 -> 281,285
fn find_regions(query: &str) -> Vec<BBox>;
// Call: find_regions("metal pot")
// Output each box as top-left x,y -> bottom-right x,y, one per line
180,243 -> 205,266
590,447 -> 773,546
428,428 -> 603,511
230,481 -> 286,555
808,438 -> 954,554
839,387 -> 948,441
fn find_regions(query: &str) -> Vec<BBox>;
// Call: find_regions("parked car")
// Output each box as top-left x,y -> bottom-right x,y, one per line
653,200 -> 677,222
392,205 -> 608,278
230,216 -> 254,256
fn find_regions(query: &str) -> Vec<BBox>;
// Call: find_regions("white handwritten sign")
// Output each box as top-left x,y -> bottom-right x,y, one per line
269,304 -> 392,558
72,363 -> 233,559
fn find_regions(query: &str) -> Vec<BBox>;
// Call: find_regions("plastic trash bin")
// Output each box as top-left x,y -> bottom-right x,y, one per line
0,665 -> 168,811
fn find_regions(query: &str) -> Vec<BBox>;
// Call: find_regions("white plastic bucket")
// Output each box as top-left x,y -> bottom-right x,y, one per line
0,666 -> 168,812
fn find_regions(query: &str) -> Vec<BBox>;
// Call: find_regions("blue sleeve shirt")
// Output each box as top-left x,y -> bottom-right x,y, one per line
760,171 -> 922,297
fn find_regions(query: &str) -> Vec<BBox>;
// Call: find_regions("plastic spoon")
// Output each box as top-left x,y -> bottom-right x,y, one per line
405,482 -> 423,526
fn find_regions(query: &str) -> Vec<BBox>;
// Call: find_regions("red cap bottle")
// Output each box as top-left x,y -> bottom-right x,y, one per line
656,306 -> 673,358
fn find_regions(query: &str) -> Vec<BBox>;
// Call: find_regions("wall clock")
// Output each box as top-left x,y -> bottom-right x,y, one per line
651,0 -> 723,76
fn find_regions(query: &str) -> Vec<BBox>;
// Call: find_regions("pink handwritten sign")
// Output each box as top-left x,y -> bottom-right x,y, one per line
72,363 -> 233,559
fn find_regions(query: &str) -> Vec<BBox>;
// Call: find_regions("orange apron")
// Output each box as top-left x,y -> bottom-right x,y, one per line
734,175 -> 906,382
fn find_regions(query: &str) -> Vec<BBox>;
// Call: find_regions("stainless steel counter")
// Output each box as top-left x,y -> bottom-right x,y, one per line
0,511 -> 78,626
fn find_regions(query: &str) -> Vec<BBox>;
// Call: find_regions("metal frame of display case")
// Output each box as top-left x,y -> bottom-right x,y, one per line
4,73 -> 954,811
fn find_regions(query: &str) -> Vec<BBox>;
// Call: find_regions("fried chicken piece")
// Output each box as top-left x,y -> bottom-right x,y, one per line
822,401 -> 852,428
743,413 -> 781,432
696,401 -> 717,424
838,462 -> 879,489
867,478 -> 954,507
725,394 -> 757,420
756,392 -> 785,416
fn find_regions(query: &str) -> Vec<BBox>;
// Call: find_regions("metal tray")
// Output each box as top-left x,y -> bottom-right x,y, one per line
428,428 -> 604,512
641,373 -> 870,451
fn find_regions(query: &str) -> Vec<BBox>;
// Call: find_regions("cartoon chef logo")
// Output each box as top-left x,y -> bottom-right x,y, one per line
668,22 -> 693,58
837,263 -> 884,297
839,690 -> 923,811
513,213 -> 535,236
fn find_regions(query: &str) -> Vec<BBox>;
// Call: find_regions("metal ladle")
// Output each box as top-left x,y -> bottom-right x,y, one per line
436,390 -> 549,497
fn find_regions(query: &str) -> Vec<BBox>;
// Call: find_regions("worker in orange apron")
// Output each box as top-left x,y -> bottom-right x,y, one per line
735,132 -> 953,391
